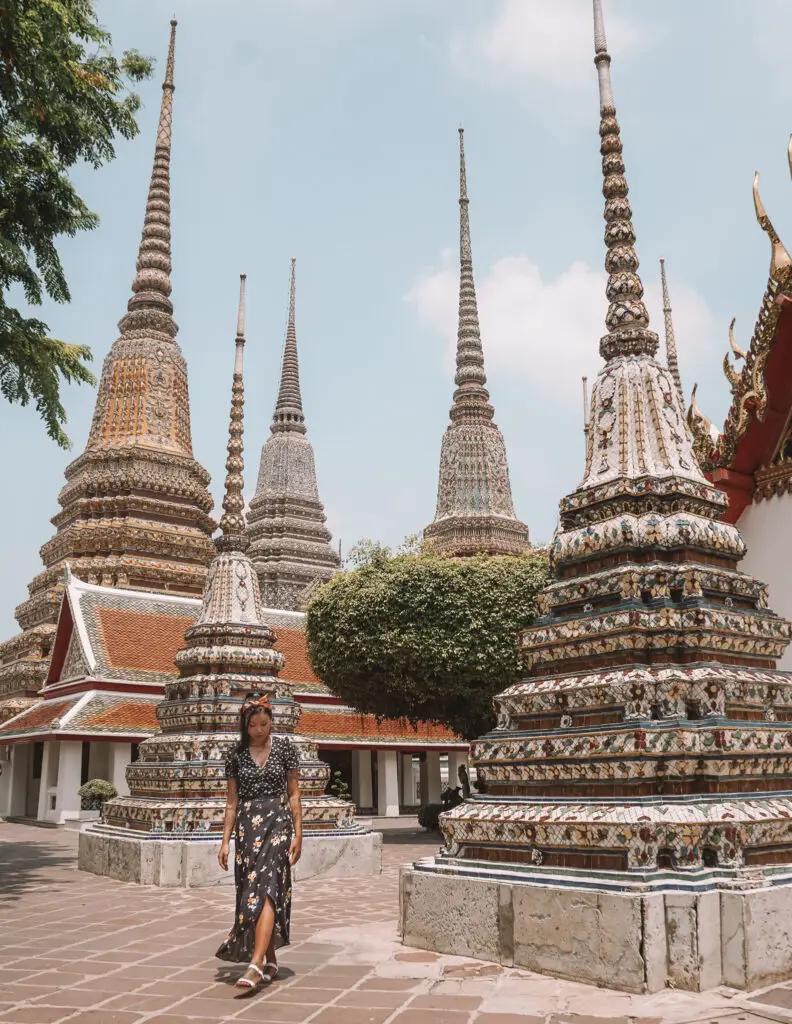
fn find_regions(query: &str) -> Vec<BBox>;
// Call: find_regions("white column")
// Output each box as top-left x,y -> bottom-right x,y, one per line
353,749 -> 373,811
54,740 -> 83,823
425,751 -> 442,804
447,750 -> 469,792
0,744 -> 29,818
36,740 -> 58,822
109,742 -> 132,797
376,749 -> 399,817
401,754 -> 416,806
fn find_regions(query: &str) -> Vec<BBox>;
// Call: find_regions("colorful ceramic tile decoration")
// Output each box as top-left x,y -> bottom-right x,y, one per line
97,270 -> 355,839
432,0 -> 792,889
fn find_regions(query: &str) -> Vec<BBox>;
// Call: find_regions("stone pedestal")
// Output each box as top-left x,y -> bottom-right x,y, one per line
400,861 -> 792,993
79,823 -> 382,887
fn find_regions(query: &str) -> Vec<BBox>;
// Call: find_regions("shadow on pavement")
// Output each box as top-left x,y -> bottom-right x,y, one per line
0,838 -> 77,901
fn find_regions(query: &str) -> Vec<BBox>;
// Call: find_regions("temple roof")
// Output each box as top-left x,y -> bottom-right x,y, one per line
0,574 -> 460,748
47,571 -> 198,689
0,690 -> 161,742
686,153 -> 792,521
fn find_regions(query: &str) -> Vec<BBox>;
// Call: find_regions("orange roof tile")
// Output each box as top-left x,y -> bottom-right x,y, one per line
97,608 -> 194,675
298,709 -> 460,743
275,626 -> 319,684
76,700 -> 159,731
0,697 -> 76,732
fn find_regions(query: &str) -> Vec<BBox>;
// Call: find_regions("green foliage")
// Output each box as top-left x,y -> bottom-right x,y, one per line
0,0 -> 154,446
417,803 -> 443,831
346,538 -> 392,569
329,769 -> 352,802
306,550 -> 552,740
77,777 -> 117,809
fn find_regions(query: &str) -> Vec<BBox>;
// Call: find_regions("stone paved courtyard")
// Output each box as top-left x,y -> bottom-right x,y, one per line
2,823 -> 792,1024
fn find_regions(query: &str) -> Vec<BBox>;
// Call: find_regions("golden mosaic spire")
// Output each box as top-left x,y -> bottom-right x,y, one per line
86,18 -> 199,455
0,19 -> 215,720
119,18 -> 178,338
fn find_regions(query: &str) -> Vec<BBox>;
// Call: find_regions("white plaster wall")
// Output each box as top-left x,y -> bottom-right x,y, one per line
739,493 -> 792,670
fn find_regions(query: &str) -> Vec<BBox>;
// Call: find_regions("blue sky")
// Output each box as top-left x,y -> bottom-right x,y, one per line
2,0 -> 792,636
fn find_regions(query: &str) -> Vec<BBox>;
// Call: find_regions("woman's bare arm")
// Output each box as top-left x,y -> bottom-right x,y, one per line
287,771 -> 302,864
218,778 -> 238,870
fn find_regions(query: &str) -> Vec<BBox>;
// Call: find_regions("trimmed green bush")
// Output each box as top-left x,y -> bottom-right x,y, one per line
77,778 -> 118,810
306,551 -> 551,739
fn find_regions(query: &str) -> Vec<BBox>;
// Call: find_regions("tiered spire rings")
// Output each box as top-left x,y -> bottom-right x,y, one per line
217,275 -> 248,550
423,129 -> 529,556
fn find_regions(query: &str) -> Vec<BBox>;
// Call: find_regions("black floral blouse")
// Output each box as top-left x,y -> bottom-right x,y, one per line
225,736 -> 300,798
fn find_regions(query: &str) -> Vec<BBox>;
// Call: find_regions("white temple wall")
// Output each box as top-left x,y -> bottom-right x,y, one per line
739,493 -> 792,671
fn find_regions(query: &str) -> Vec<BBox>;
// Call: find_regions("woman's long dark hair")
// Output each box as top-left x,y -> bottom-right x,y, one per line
235,693 -> 273,753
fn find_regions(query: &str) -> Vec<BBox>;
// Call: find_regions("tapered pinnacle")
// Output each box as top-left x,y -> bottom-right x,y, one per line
272,258 -> 306,435
218,274 -> 248,549
120,19 -> 178,340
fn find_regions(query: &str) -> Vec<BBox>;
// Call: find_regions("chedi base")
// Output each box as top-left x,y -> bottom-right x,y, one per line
400,859 -> 792,993
79,823 -> 382,888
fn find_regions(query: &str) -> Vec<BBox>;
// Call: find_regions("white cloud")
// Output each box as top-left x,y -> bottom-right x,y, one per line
405,253 -> 719,407
450,0 -> 646,92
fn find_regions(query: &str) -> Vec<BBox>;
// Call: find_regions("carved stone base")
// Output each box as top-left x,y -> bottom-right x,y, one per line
400,859 -> 792,992
79,823 -> 382,886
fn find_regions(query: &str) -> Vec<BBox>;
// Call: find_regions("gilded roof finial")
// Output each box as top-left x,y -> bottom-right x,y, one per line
723,317 -> 746,390
217,274 -> 248,550
119,19 -> 179,341
687,382 -> 718,469
272,257 -> 306,435
753,171 -> 792,284
451,127 -> 493,423
592,0 -> 658,362
659,258 -> 684,409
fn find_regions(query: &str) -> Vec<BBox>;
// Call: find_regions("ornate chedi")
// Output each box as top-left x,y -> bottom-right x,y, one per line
246,260 -> 340,611
0,21 -> 214,723
424,130 -> 529,557
403,1 -> 792,994
81,277 -> 356,885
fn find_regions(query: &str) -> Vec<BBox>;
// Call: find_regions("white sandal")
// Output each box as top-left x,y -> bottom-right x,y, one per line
235,963 -> 266,989
264,961 -> 279,982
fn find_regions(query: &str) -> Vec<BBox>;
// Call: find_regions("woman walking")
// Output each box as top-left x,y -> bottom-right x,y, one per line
216,694 -> 303,989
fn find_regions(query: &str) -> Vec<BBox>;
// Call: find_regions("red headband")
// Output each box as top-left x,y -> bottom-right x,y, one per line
243,695 -> 272,713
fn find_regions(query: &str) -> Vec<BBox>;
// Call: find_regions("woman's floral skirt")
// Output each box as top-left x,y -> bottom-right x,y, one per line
215,795 -> 293,963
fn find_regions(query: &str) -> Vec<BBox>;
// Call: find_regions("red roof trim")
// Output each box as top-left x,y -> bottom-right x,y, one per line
710,298 -> 792,520
47,590 -> 74,684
